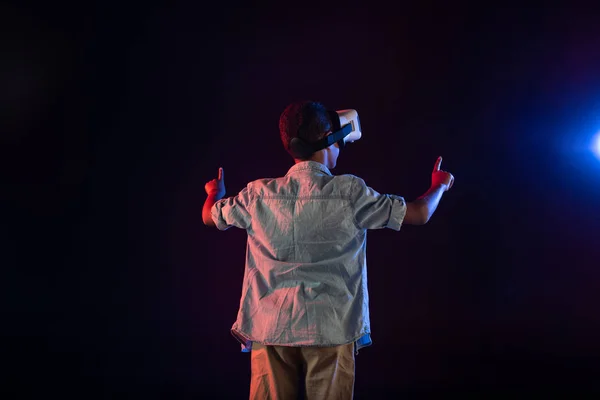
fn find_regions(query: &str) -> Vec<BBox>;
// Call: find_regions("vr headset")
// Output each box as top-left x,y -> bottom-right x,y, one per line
289,109 -> 362,159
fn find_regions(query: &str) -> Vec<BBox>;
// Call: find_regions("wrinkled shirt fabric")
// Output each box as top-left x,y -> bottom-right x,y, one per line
211,161 -> 406,353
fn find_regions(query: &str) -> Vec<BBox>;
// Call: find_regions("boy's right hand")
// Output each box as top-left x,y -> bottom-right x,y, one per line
432,157 -> 454,191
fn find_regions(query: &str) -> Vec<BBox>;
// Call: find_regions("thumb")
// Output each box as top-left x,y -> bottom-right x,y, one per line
434,156 -> 442,172
218,167 -> 224,181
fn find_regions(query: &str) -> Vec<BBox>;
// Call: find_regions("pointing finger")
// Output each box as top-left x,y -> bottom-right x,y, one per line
218,167 -> 224,181
434,156 -> 442,172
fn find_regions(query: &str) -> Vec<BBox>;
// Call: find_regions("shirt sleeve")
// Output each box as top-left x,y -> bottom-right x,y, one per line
211,184 -> 253,230
351,177 -> 406,231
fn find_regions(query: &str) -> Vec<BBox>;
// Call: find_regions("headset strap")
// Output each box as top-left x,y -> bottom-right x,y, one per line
289,121 -> 352,159
310,123 -> 352,151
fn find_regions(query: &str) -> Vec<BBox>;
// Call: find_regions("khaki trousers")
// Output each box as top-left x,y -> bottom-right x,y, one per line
249,342 -> 355,400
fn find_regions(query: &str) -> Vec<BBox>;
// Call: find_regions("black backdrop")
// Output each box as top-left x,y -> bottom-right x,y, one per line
4,1 -> 600,398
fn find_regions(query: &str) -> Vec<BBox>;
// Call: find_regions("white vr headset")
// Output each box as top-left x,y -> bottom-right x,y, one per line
289,109 -> 362,159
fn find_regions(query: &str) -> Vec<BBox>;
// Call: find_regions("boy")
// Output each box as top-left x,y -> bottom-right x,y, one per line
203,101 -> 454,399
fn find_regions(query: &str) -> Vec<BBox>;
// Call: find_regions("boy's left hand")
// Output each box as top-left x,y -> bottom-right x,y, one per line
205,167 -> 226,198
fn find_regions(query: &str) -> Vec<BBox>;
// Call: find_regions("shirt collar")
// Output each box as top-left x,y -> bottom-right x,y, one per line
286,161 -> 333,176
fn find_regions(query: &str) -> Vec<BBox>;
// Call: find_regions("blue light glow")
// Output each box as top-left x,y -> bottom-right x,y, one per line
594,132 -> 600,160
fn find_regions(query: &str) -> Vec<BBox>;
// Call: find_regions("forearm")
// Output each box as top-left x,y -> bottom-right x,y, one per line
202,193 -> 223,227
415,183 -> 446,223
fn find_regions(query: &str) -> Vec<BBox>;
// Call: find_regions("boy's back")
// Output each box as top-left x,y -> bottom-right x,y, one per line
213,160 -> 406,352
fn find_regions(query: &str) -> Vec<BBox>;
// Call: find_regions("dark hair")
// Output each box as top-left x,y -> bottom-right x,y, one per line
279,101 -> 332,159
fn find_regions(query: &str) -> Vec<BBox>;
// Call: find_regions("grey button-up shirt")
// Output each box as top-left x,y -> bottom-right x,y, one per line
211,161 -> 406,352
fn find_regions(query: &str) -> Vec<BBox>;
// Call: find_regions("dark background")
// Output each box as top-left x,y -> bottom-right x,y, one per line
3,1 -> 600,398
